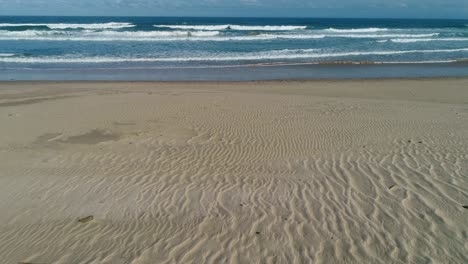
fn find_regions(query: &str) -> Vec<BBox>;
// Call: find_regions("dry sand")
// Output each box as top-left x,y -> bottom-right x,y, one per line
0,79 -> 467,264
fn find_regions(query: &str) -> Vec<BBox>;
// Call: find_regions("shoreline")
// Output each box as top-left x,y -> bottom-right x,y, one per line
2,62 -> 468,81
1,75 -> 468,84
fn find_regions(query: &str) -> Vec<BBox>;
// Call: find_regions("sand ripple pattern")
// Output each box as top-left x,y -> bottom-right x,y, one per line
0,81 -> 467,263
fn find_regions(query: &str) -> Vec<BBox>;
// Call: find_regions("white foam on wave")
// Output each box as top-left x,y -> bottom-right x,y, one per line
0,30 -> 441,42
154,25 -> 308,31
0,30 -> 323,41
256,34 -> 326,39
0,53 -> 15,57
223,33 -> 439,41
95,30 -> 220,37
0,22 -> 135,29
0,30 -> 220,41
336,33 -> 439,38
2,48 -> 468,63
384,38 -> 468,43
325,28 -> 389,33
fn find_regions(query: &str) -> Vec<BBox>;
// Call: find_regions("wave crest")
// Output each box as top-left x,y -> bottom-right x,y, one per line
325,28 -> 388,33
0,30 -> 441,42
385,38 -> 468,43
325,28 -> 389,33
0,30 -> 220,41
2,48 -> 467,63
154,25 -> 308,31
0,22 -> 135,29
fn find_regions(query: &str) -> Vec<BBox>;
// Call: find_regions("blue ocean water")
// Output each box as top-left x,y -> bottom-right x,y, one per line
0,16 -> 468,80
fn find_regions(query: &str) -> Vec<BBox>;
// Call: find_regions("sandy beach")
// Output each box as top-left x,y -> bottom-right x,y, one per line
1,79 -> 467,263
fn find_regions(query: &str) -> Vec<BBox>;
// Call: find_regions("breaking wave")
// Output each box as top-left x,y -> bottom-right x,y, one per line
381,38 -> 468,43
154,25 -> 308,31
2,48 -> 467,63
0,22 -> 135,29
0,30 -> 440,42
325,28 -> 389,33
0,53 -> 16,57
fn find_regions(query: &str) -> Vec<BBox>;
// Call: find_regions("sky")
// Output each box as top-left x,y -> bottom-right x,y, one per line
0,0 -> 467,19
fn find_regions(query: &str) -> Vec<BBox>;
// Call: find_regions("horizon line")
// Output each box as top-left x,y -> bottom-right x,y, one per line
0,15 -> 467,20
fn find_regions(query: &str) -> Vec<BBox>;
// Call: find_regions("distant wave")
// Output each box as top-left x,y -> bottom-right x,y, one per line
253,33 -> 439,40
0,30 -> 441,42
325,28 -> 389,33
0,22 -> 134,29
0,30 -> 326,41
0,53 -> 15,57
2,48 -> 468,63
0,30 -> 220,41
380,38 -> 468,43
154,25 -> 308,31
330,33 -> 439,38
93,30 -> 220,37
0,30 -> 311,41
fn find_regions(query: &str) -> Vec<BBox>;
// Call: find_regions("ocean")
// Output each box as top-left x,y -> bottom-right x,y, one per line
1,16 -> 468,80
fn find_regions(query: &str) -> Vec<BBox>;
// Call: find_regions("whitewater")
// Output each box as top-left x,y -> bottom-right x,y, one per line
1,17 -> 468,70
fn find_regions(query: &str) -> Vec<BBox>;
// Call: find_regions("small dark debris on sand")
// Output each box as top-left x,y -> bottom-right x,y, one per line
78,216 -> 94,223
418,141 -> 423,144
256,231 -> 261,235
388,185 -> 396,190
462,205 -> 468,209
407,140 -> 411,143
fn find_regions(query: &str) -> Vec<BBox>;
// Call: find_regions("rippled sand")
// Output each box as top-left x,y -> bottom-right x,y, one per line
1,79 -> 467,263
